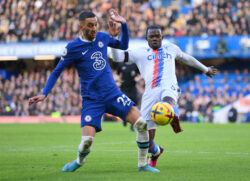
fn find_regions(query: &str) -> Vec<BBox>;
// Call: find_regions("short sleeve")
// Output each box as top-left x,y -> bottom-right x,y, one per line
127,47 -> 144,64
172,44 -> 184,61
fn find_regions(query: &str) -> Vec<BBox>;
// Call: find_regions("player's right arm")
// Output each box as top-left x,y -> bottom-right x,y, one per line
29,45 -> 75,106
175,45 -> 217,78
107,9 -> 129,51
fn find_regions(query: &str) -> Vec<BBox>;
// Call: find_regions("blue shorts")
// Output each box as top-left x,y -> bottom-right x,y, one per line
81,91 -> 135,132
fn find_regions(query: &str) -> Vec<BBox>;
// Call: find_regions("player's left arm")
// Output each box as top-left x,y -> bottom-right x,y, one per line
176,49 -> 217,78
107,9 -> 129,50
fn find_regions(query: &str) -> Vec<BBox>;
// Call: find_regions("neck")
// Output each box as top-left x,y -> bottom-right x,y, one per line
81,33 -> 95,42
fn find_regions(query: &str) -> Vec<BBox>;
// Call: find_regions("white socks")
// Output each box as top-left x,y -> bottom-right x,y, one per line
134,117 -> 150,167
77,136 -> 94,165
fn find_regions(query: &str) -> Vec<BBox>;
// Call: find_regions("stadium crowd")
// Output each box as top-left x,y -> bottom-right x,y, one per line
0,68 -> 82,116
178,68 -> 250,122
0,0 -> 249,122
0,0 -> 249,42
1,66 -> 249,124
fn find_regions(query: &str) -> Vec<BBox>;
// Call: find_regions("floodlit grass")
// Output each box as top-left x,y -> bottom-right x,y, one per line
0,122 -> 250,181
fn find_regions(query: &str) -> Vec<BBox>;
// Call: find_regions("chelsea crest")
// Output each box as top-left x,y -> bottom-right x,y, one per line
98,41 -> 104,48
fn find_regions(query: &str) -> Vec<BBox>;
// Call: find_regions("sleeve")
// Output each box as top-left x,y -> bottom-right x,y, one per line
108,22 -> 129,50
111,48 -> 139,64
42,46 -> 75,96
175,45 -> 208,73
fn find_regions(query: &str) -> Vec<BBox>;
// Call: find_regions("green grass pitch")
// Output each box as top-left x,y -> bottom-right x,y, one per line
0,122 -> 250,181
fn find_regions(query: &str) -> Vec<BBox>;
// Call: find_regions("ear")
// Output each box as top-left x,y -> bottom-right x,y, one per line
79,21 -> 85,30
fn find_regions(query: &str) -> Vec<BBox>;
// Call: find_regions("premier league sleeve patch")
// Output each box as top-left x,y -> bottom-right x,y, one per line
63,47 -> 68,56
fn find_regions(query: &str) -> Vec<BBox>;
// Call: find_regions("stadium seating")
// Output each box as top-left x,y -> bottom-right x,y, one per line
178,68 -> 250,123
0,0 -> 249,123
0,0 -> 249,42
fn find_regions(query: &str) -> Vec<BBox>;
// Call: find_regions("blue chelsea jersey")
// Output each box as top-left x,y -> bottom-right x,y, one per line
42,23 -> 129,99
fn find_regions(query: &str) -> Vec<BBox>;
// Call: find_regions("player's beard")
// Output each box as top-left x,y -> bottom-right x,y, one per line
85,30 -> 96,41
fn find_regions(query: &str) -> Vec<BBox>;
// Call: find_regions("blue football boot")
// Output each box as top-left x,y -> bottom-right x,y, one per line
62,160 -> 82,172
138,164 -> 160,172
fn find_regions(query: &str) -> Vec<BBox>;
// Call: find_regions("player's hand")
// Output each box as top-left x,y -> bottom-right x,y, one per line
109,9 -> 126,24
108,19 -> 121,37
205,66 -> 217,78
28,95 -> 46,106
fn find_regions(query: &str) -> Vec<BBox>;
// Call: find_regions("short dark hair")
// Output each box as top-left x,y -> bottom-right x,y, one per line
79,11 -> 96,21
146,25 -> 162,37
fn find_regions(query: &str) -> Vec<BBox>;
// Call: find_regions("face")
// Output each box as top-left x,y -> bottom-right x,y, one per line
80,17 -> 98,41
146,29 -> 163,50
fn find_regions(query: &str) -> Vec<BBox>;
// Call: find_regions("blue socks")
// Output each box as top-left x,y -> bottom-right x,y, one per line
148,141 -> 159,155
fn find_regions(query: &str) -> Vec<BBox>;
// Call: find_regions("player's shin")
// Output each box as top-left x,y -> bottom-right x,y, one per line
148,141 -> 160,156
133,117 -> 149,167
77,136 -> 94,165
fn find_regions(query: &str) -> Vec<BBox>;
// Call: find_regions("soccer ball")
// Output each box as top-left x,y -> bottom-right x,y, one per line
150,102 -> 175,125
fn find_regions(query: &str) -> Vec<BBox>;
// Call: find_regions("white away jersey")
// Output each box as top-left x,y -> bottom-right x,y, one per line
126,41 -> 183,91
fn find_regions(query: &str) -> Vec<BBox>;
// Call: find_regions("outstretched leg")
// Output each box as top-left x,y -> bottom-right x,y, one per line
62,126 -> 95,172
162,96 -> 182,133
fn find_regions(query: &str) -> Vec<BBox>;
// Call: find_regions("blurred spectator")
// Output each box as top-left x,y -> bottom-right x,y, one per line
215,37 -> 228,55
227,105 -> 238,123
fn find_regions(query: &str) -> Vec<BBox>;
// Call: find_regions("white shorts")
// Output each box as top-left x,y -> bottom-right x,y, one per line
141,86 -> 180,130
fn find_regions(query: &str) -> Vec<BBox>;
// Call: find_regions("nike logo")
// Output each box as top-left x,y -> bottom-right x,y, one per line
82,49 -> 89,55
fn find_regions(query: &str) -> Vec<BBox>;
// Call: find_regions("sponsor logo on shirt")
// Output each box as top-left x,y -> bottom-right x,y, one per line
82,49 -> 89,56
91,51 -> 106,70
147,53 -> 172,61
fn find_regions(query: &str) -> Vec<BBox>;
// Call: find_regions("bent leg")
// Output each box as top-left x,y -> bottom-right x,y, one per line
148,129 -> 156,145
148,129 -> 164,167
162,96 -> 182,133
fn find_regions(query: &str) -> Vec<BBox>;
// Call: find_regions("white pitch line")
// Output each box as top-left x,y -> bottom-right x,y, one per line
6,148 -> 250,156
3,141 -> 250,156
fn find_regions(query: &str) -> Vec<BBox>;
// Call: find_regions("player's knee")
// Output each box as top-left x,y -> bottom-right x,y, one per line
162,96 -> 176,105
78,136 -> 94,153
163,96 -> 180,116
133,117 -> 147,132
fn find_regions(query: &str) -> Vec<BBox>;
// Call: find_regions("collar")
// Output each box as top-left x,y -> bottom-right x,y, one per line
151,47 -> 163,52
79,35 -> 96,42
